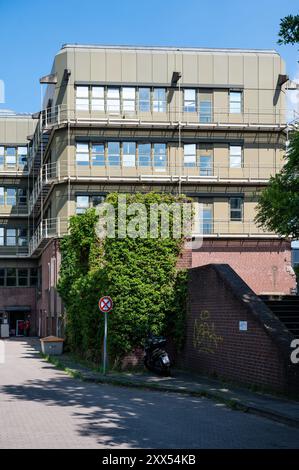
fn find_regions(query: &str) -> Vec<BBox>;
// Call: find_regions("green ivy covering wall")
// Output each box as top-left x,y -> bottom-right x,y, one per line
58,192 -> 189,366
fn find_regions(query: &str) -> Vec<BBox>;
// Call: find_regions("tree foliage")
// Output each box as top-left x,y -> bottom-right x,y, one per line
58,192 -> 189,366
255,132 -> 299,238
278,14 -> 299,45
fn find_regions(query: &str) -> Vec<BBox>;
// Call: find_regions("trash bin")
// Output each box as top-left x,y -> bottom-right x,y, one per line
40,336 -> 64,355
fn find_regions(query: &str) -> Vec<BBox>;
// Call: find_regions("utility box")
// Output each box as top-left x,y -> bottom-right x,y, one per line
0,323 -> 9,338
40,336 -> 64,355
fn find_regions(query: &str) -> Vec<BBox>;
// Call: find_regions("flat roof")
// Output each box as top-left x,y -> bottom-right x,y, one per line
61,43 -> 279,55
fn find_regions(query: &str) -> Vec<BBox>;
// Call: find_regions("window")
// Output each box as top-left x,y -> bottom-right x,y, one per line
0,188 -> 4,205
153,88 -> 166,113
18,228 -> 27,246
184,144 -> 196,167
107,88 -> 120,113
91,195 -> 105,208
18,189 -> 27,206
6,147 -> 16,166
107,142 -> 120,166
138,143 -> 151,167
123,142 -> 136,167
0,146 -> 4,166
6,268 -> 16,287
122,88 -> 135,112
229,91 -> 242,113
199,155 -> 212,176
30,268 -> 38,287
18,146 -> 27,166
184,89 -> 196,112
230,198 -> 243,221
76,196 -> 89,214
6,188 -> 16,206
76,143 -> 89,166
0,227 -> 4,245
0,269 -> 4,286
76,86 -> 89,111
229,145 -> 242,168
199,100 -> 212,123
153,143 -> 166,170
18,269 -> 28,286
6,228 -> 16,246
91,86 -> 104,111
201,205 -> 213,234
139,88 -> 151,112
91,144 -> 105,166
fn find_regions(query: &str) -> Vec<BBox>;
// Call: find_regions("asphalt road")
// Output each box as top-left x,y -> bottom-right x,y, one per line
0,338 -> 298,449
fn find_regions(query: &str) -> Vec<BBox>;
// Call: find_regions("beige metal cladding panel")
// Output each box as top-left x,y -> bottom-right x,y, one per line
198,54 -> 213,84
74,50 -> 91,82
152,52 -> 168,83
244,89 -> 258,115
244,55 -> 258,88
137,51 -> 152,82
90,50 -> 106,81
258,55 -> 274,89
213,54 -> 228,85
0,118 -> 33,144
214,200 -> 228,220
106,50 -> 122,81
228,54 -> 244,85
182,53 -> 198,83
121,51 -> 138,82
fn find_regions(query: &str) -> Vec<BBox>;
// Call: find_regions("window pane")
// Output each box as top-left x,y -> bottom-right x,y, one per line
91,195 -> 105,207
77,86 -> 89,98
91,86 -> 105,111
230,92 -> 242,113
184,144 -> 196,167
153,88 -> 166,112
153,143 -> 166,169
229,145 -> 242,168
0,187 -> 4,205
6,268 -> 16,286
184,89 -> 196,112
76,195 -> 89,214
200,155 -> 212,176
0,268 -> 5,286
0,227 -> 4,245
138,143 -> 151,167
107,142 -> 120,166
107,88 -> 120,112
6,188 -> 16,205
30,268 -> 38,287
18,268 -> 28,286
230,198 -> 243,221
18,228 -> 27,246
76,143 -> 89,165
123,142 -> 136,167
123,88 -> 135,112
91,144 -> 105,166
139,88 -> 151,112
18,147 -> 27,166
199,101 -> 212,122
6,228 -> 16,246
201,207 -> 213,234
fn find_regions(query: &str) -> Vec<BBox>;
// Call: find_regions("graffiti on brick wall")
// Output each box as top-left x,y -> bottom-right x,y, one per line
193,310 -> 223,354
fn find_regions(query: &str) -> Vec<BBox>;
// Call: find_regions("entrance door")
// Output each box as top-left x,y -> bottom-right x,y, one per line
16,319 -> 25,336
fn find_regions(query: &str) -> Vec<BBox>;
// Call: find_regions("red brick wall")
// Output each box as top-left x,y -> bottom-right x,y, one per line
192,239 -> 295,295
180,264 -> 289,392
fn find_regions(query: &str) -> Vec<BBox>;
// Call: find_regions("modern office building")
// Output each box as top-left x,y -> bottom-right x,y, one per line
0,44 -> 296,337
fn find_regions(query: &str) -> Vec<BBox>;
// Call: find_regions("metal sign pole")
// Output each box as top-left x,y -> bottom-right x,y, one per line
103,311 -> 108,375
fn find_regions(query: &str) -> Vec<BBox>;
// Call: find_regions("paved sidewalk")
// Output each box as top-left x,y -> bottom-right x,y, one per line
31,338 -> 299,429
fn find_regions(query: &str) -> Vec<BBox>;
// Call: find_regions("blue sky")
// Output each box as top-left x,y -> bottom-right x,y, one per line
0,0 -> 298,113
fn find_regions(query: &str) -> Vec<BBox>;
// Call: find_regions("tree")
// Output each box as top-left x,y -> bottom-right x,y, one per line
278,15 -> 299,45
255,132 -> 299,238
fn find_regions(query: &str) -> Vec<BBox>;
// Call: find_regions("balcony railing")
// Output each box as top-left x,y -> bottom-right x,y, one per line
27,104 -> 295,172
28,160 -> 283,213
28,216 -> 280,256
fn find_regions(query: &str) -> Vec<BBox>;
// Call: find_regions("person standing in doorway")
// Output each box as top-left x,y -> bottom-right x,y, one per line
25,317 -> 31,337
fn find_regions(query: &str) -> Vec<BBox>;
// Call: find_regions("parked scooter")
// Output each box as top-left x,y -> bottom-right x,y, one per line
144,334 -> 171,375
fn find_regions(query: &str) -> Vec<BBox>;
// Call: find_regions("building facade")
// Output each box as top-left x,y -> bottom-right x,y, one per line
0,44 -> 296,337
